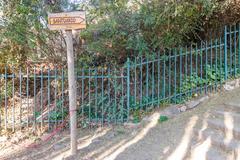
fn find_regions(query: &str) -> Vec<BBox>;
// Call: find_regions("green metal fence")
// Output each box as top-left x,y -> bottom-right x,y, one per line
0,24 -> 240,132
0,65 -> 130,131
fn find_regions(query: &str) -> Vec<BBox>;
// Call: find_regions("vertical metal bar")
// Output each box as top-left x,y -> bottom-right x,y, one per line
4,66 -> 7,130
121,71 -> 124,123
12,67 -> 15,132
134,57 -> 137,108
195,44 -> 198,95
174,49 -> 177,103
179,48 -> 183,101
224,26 -> 228,80
81,69 -> 84,119
27,67 -> 29,128
168,51 -> 171,102
234,24 -> 237,77
200,42 -> 203,94
157,52 -> 160,104
205,41 -> 208,93
54,67 -> 57,126
220,37 -> 223,88
107,68 -> 111,123
114,68 -> 117,123
230,25 -> 232,76
127,58 -> 130,121
76,68 -> 79,123
185,47 -> 188,96
88,68 -> 91,124
47,67 -> 50,130
215,39 -> 218,91
210,39 -> 213,92
41,67 -> 43,130
195,44 -> 198,78
62,68 -> 65,124
33,66 -> 36,131
94,69 -> 98,121
168,50 -> 172,103
101,68 -> 104,125
140,56 -> 143,108
19,67 -> 22,128
190,45 -> 193,96
152,58 -> 155,106
146,57 -> 149,107
238,24 -> 240,73
163,51 -> 166,99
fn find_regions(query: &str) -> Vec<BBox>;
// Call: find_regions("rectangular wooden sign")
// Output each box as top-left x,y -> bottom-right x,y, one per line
48,11 -> 86,30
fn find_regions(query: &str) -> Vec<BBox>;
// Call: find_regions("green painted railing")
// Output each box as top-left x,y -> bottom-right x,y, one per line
0,24 -> 240,132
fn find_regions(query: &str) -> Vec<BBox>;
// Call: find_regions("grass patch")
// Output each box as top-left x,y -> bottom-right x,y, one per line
158,115 -> 169,123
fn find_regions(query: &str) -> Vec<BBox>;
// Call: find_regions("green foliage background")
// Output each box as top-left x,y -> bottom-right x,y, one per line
0,0 -> 73,65
80,0 -> 220,66
0,0 -> 239,66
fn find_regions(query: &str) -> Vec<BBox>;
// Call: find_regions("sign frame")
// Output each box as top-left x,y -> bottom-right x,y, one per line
48,11 -> 86,30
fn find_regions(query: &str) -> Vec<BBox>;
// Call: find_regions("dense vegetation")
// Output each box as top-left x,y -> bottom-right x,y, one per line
0,0 -> 72,65
0,0 -> 239,66
1,0 -> 240,130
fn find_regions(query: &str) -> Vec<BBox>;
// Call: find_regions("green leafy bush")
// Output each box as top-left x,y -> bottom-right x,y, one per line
81,0 -> 219,65
158,115 -> 169,123
181,64 -> 225,96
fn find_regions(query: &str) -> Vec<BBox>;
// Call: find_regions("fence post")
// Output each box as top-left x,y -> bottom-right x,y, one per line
127,58 -> 130,121
224,25 -> 228,80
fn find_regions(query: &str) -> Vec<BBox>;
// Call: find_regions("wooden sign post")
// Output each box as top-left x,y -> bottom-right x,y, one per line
48,11 -> 86,156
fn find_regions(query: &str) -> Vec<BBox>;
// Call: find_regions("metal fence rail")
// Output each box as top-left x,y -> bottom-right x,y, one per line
0,24 -> 240,132
129,39 -> 225,109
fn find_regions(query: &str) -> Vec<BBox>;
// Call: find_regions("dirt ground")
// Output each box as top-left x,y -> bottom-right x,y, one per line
1,87 -> 240,160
